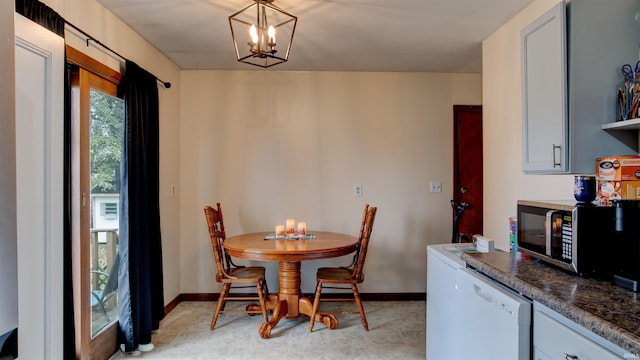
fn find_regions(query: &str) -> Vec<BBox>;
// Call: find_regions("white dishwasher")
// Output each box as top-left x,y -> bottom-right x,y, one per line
455,267 -> 531,359
427,244 -> 531,360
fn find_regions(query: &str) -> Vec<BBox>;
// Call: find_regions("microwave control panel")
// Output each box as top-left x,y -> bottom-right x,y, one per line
561,214 -> 572,261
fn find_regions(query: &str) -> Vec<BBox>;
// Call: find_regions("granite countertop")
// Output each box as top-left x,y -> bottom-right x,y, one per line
461,251 -> 640,357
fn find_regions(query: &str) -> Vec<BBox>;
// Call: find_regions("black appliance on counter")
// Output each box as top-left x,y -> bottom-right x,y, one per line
517,200 -> 640,292
611,200 -> 640,292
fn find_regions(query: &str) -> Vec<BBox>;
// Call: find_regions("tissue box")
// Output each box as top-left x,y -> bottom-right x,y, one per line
475,236 -> 495,253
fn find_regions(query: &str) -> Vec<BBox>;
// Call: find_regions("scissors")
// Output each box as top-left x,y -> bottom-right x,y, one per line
622,60 -> 640,81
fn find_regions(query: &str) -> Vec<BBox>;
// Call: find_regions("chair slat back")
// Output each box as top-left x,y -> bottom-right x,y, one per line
102,251 -> 120,295
204,203 -> 229,280
353,204 -> 377,282
347,204 -> 369,268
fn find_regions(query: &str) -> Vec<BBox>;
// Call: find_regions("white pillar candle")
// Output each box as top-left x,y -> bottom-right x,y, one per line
286,219 -> 295,235
297,222 -> 307,235
275,225 -> 285,237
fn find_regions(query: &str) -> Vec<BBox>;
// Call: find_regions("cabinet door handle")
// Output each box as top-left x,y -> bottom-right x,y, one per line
563,353 -> 578,360
552,144 -> 562,168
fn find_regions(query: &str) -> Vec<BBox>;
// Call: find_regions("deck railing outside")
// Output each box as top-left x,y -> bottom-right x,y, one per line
90,228 -> 118,289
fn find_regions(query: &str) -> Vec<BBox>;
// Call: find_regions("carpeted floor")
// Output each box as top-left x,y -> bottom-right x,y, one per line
112,300 -> 426,360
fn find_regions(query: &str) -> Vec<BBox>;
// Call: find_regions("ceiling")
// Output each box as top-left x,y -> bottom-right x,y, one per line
97,0 -> 535,73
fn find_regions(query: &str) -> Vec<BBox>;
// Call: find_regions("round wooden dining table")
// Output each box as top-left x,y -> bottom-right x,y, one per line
223,231 -> 358,338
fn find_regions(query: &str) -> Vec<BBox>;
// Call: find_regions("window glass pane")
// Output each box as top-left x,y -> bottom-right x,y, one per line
89,89 -> 123,336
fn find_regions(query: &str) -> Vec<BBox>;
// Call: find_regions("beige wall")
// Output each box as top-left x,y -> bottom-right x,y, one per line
14,0 -> 520,298
482,0 -> 573,249
180,71 -> 482,293
20,0 -> 579,299
41,0 -> 183,304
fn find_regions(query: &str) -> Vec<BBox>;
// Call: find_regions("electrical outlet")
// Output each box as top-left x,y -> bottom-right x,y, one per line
429,181 -> 442,193
354,184 -> 362,197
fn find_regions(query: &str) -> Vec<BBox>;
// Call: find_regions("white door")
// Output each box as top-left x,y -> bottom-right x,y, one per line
14,13 -> 64,360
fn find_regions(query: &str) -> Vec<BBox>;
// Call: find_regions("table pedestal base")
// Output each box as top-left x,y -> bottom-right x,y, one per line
257,295 -> 338,338
248,261 -> 338,338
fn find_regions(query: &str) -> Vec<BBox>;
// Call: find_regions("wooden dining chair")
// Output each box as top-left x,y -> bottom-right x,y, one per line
203,203 -> 270,330
309,204 -> 377,332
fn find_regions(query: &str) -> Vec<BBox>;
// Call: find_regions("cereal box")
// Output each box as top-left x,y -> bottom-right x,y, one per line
596,155 -> 640,181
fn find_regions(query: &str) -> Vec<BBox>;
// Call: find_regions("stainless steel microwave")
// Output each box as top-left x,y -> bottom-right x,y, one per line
516,200 -> 616,276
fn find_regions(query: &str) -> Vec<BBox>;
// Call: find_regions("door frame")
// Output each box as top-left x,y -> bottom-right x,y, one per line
14,13 -> 65,359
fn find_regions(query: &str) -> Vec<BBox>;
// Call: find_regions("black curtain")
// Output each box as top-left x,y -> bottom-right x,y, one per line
15,0 -> 65,37
117,60 -> 165,352
14,1 -> 75,359
63,62 -> 76,360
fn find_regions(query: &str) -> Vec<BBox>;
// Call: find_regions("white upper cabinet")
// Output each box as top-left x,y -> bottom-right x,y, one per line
521,0 -> 639,174
522,2 -> 567,173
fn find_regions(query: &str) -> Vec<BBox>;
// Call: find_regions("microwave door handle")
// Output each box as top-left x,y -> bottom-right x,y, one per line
545,210 -> 556,257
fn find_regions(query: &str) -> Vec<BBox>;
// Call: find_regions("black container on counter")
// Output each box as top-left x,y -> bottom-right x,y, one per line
612,199 -> 640,292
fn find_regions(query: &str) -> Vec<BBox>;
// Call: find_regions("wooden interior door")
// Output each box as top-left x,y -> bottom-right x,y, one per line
453,105 -> 483,241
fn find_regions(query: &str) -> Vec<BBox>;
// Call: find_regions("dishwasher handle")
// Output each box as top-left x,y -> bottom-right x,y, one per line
473,284 -> 495,303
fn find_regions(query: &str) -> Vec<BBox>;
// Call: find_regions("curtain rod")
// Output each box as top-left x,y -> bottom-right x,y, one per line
64,21 -> 172,89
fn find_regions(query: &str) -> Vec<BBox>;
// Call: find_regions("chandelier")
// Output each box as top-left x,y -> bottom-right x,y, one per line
229,0 -> 298,68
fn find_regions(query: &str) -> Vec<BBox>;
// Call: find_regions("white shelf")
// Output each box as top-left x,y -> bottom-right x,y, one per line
602,118 -> 640,130
601,119 -> 640,153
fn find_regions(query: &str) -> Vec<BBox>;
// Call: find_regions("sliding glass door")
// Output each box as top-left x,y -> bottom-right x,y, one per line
68,46 -> 123,359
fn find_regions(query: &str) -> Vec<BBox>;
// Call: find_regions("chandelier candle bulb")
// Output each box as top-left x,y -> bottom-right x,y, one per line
268,25 -> 275,44
297,222 -> 306,236
249,25 -> 258,44
275,225 -> 285,237
286,219 -> 295,235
